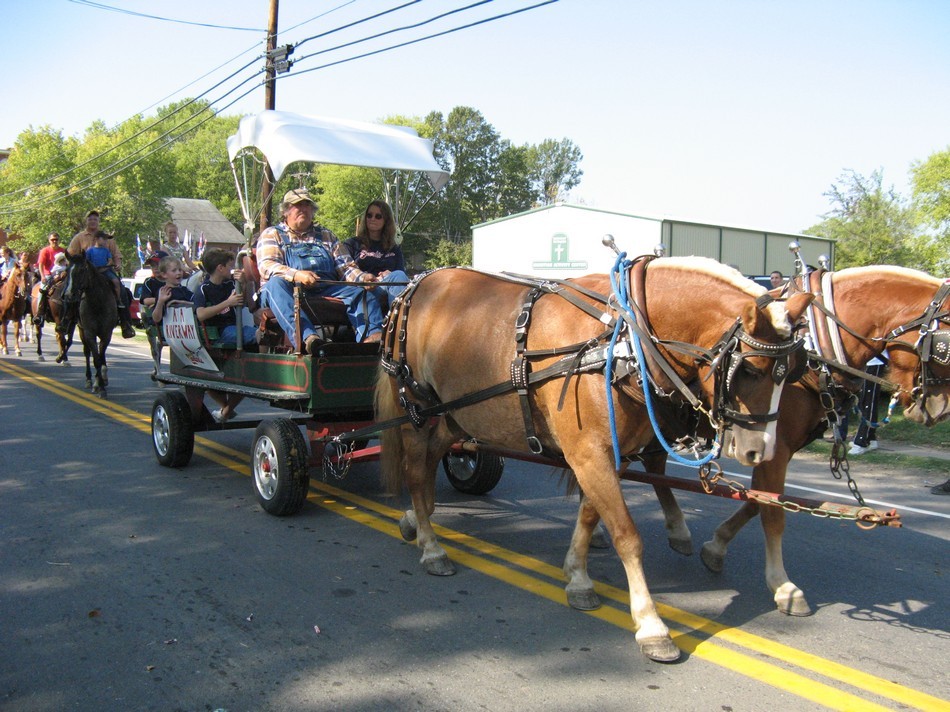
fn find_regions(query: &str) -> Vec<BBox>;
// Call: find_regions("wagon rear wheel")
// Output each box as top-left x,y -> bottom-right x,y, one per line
152,391 -> 194,467
252,418 -> 310,516
442,449 -> 504,495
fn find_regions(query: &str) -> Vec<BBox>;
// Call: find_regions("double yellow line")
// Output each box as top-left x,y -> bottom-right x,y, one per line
2,358 -> 947,711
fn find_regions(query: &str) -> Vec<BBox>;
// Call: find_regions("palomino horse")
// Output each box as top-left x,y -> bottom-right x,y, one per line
0,264 -> 31,356
603,265 -> 950,618
30,278 -> 75,363
67,252 -> 117,397
375,259 -> 812,662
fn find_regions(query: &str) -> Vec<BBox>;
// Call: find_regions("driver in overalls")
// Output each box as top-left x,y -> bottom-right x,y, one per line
257,188 -> 384,355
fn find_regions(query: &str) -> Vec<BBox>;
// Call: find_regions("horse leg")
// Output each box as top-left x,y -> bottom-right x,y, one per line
34,322 -> 45,361
761,502 -> 810,616
700,501 -> 760,573
563,493 -> 603,610
84,340 -> 94,390
571,452 -> 679,662
0,322 -> 7,355
13,320 -> 22,356
397,423 -> 457,576
97,340 -> 109,397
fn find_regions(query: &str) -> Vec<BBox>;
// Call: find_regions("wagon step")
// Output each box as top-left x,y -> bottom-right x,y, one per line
154,373 -> 310,402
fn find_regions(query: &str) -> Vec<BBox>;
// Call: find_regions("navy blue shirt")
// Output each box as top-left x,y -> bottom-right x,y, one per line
193,278 -> 238,328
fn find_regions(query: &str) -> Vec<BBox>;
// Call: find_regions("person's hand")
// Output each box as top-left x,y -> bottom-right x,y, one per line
225,291 -> 244,308
378,270 -> 390,279
158,284 -> 172,303
293,270 -> 320,287
230,268 -> 244,281
361,273 -> 378,283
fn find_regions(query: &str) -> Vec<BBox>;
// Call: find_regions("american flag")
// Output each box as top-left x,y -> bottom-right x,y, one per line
136,234 -> 145,267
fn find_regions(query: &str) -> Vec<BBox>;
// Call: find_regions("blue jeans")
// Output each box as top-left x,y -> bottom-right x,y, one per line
370,270 -> 410,310
260,278 -> 383,345
219,324 -> 259,346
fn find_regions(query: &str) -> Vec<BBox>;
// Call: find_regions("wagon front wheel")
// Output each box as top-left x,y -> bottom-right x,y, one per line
152,391 -> 194,467
252,418 -> 310,516
442,448 -> 504,495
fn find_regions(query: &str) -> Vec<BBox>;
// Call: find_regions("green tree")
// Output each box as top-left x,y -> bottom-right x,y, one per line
805,169 -> 932,271
527,138 -> 584,204
910,148 -> 950,274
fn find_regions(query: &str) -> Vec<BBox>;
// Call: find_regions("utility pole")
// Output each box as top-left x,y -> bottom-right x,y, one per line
259,0 -> 279,233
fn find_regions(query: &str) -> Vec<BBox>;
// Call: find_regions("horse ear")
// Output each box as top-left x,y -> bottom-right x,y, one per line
740,292 -> 814,335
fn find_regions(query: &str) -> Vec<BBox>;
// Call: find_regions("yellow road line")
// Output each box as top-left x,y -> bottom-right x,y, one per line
3,358 -> 947,711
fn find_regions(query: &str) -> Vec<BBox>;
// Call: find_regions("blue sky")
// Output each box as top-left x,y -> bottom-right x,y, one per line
2,0 -> 947,235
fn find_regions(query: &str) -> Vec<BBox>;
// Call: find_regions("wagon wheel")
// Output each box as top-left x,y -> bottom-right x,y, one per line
152,391 -> 195,467
252,418 -> 310,516
442,448 -> 505,495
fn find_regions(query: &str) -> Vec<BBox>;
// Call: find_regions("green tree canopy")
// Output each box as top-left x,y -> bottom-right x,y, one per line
805,169 -> 934,271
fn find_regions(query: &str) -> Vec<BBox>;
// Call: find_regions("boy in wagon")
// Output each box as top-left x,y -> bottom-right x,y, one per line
193,247 -> 257,348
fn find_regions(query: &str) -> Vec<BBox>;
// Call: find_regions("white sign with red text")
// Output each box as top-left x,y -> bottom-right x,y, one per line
163,304 -> 219,372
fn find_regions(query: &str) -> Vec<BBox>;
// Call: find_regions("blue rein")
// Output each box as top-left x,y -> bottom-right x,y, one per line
606,252 -> 720,471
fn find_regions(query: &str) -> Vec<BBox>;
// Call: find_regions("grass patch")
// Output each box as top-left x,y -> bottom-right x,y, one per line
803,438 -> 949,472
877,409 -> 950,448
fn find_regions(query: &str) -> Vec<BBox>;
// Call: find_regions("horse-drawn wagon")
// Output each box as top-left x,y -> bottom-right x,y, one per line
149,111 -> 950,663
150,111 -> 503,516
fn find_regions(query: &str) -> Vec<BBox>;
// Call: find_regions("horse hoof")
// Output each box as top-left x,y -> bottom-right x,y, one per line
566,587 -> 601,611
700,542 -> 724,573
638,635 -> 681,663
423,555 -> 455,576
398,513 -> 417,542
669,537 -> 693,557
37,355 -> 45,362
775,585 -> 812,617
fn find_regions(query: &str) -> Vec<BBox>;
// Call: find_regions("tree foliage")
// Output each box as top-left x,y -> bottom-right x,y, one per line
805,169 -> 935,272
0,101 -> 583,271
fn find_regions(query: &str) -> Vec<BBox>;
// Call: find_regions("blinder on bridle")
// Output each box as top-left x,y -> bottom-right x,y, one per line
709,300 -> 807,426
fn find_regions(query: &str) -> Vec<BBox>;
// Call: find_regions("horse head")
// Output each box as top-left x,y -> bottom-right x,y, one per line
641,258 -> 813,466
829,267 -> 950,427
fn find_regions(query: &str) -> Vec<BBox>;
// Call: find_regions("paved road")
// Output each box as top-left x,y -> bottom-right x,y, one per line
1,340 -> 947,711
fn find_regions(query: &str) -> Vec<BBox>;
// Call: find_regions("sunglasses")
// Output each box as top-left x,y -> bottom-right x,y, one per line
366,212 -> 384,220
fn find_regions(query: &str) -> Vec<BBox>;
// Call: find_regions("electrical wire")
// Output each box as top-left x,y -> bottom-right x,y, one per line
2,1 -> 560,216
66,0 -> 263,32
287,0 -> 558,80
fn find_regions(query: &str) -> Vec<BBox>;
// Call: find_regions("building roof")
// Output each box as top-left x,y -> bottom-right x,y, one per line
165,198 -> 244,245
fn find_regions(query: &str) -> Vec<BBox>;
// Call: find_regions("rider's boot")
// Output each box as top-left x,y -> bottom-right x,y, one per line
33,286 -> 48,326
118,305 -> 136,339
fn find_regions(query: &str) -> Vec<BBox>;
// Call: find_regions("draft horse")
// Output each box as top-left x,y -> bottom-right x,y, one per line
375,258 -> 813,662
67,252 -> 117,397
630,265 -> 950,617
0,263 -> 31,356
30,277 -> 75,364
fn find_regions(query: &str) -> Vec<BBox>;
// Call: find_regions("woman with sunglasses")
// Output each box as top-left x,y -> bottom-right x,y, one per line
339,200 -> 410,310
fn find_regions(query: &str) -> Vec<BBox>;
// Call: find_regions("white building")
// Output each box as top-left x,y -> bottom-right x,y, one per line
472,204 -> 834,279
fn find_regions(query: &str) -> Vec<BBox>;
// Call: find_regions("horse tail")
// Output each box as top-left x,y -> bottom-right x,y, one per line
375,364 -> 405,496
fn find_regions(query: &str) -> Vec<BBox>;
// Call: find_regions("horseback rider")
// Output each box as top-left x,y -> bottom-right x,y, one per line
32,252 -> 69,326
59,210 -> 136,339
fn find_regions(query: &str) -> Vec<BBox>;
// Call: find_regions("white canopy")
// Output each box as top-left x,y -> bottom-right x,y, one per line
226,110 -> 449,190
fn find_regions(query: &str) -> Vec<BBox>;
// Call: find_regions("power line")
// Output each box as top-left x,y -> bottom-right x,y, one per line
289,1 -> 559,81
2,1 -> 560,216
66,0 -> 263,32
292,0 -> 496,65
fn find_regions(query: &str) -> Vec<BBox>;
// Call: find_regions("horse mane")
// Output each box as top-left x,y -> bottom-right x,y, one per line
835,264 -> 942,288
652,256 -> 792,336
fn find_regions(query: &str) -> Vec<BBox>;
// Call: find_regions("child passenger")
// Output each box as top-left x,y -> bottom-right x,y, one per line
193,248 -> 257,347
149,256 -> 193,328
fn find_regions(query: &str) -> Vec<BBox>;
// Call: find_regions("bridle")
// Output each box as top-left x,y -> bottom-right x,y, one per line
611,254 -> 806,466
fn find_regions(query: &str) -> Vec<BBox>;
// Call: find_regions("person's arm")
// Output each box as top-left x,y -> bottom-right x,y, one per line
337,238 -> 373,283
196,291 -> 243,322
66,235 -> 82,256
109,239 -> 122,275
256,228 -> 297,282
150,284 -> 172,324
